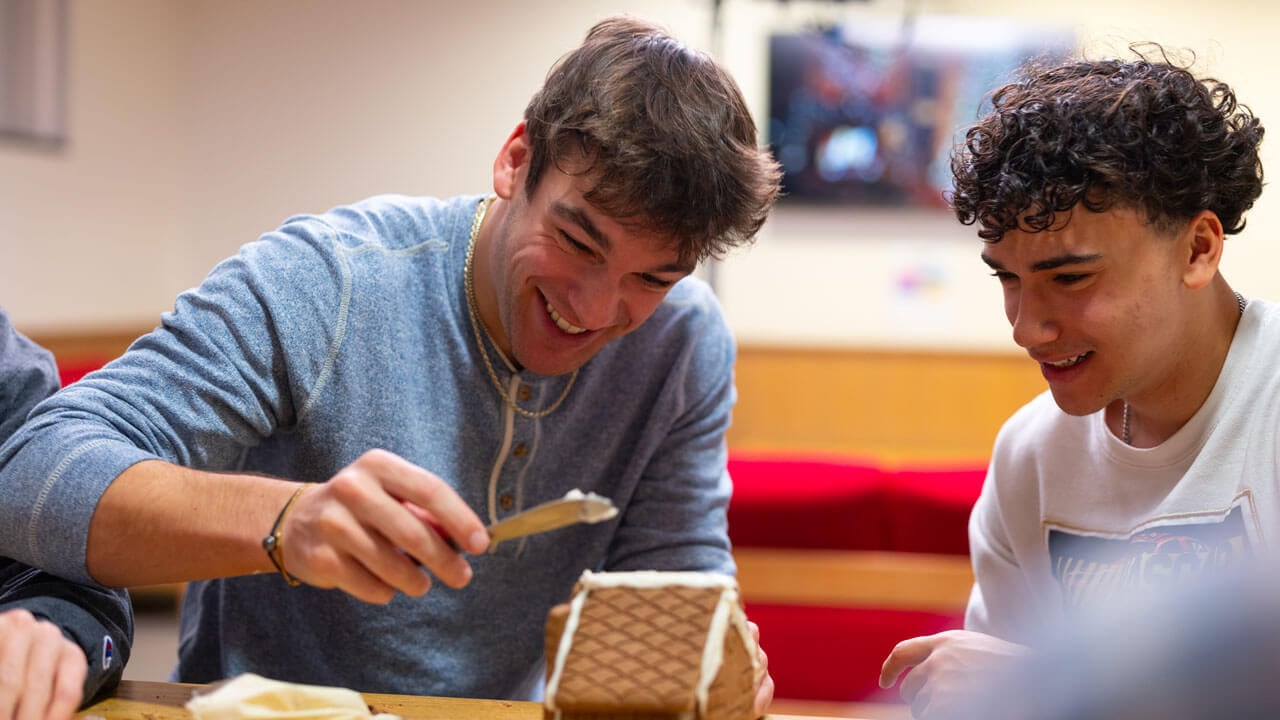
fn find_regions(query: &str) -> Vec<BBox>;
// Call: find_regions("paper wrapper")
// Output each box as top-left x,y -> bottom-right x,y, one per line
185,673 -> 402,720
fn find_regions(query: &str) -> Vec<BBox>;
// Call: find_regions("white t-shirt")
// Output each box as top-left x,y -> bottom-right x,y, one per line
967,299 -> 1280,644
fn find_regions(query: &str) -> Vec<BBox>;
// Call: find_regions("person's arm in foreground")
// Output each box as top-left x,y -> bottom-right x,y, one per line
0,559 -> 132,720
0,310 -> 131,719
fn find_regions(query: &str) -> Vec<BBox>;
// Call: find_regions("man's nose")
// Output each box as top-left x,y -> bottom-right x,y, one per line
1009,288 -> 1059,349
570,271 -> 628,330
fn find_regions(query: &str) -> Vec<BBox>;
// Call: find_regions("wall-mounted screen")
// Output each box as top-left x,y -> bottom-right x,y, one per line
0,0 -> 68,146
767,15 -> 1074,207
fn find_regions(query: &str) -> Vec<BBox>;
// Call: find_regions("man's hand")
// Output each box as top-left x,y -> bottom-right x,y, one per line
879,630 -> 1029,719
0,609 -> 87,720
748,620 -> 774,717
280,449 -> 489,603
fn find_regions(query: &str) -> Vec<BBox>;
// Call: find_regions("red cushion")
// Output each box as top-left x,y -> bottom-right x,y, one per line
885,467 -> 986,555
727,454 -> 984,702
748,602 -> 964,702
57,359 -> 108,387
728,453 -> 986,555
728,455 -> 888,551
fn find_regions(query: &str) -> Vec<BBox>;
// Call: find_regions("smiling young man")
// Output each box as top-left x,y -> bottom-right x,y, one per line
0,15 -> 780,708
879,47 -> 1271,719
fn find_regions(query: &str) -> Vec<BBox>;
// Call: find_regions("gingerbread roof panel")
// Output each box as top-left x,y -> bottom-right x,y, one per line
552,584 -> 724,711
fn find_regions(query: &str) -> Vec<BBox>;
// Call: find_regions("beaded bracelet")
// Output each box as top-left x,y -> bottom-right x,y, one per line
262,484 -> 310,586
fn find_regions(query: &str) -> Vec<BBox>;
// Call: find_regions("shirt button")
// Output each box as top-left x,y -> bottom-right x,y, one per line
513,443 -> 528,458
518,385 -> 532,402
499,493 -> 515,511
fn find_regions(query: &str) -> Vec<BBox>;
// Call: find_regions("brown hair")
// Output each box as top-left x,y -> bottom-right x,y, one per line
951,44 -> 1264,242
523,15 -> 781,265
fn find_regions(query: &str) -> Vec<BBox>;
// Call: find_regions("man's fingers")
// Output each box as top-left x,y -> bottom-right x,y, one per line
326,551 -> 413,605
752,668 -> 775,718
343,523 -> 438,598
879,634 -> 944,689
354,450 -> 488,554
0,613 -> 86,720
883,630 -> 1026,719
365,505 -> 474,590
45,644 -> 87,720
15,621 -> 61,720
284,450 -> 484,599
301,499 -> 448,599
320,472 -> 472,591
0,610 -> 36,719
746,620 -> 772,717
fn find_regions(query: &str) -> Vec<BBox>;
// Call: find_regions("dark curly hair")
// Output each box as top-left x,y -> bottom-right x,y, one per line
951,44 -> 1265,241
522,15 -> 781,265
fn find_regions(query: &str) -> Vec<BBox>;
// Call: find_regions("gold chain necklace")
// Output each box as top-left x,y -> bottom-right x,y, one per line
463,196 -> 578,419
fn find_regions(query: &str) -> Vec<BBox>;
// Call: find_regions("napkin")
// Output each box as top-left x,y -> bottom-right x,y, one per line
185,673 -> 402,720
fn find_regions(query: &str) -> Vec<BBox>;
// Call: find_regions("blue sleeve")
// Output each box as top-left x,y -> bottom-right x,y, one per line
602,283 -> 737,575
0,219 -> 349,582
0,308 -> 60,444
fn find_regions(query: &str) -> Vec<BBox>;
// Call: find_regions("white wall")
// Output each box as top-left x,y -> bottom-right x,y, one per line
0,1 -> 189,332
176,0 -> 710,287
2,0 -> 1277,352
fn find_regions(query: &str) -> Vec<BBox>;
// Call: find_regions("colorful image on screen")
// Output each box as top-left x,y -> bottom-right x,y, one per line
767,15 -> 1074,207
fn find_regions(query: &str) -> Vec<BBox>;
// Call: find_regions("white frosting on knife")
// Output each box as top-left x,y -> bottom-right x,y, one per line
561,489 -> 618,523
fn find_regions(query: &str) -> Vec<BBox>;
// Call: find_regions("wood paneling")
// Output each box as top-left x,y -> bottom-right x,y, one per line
26,326 -> 146,366
729,345 -> 1047,464
734,548 -> 973,612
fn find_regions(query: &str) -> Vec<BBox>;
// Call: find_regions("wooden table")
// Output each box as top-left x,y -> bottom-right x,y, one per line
76,680 -> 901,720
77,680 -> 541,720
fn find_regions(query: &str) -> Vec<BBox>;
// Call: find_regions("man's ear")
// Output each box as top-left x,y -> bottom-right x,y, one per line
493,122 -> 530,201
1182,210 -> 1225,290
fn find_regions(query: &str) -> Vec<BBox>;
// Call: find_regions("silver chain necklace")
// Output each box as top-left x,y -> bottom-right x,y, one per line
1122,291 -> 1246,444
463,196 -> 578,419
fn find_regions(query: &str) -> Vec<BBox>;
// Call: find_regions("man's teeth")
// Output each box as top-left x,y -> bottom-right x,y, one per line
546,302 -> 588,335
1046,353 -> 1088,368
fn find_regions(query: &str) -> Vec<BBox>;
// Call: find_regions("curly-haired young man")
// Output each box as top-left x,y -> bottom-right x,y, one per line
0,16 -> 780,711
880,46 -> 1271,719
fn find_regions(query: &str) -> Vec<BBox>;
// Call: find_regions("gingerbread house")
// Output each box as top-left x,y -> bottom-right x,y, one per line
543,570 -> 758,720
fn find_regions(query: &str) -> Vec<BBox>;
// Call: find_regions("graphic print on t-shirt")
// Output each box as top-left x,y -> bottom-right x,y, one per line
1048,502 -> 1254,612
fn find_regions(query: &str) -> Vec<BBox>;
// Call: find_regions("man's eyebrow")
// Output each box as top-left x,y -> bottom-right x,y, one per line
980,252 -> 1102,272
655,258 -> 697,275
552,200 -> 696,275
1030,253 -> 1102,272
552,201 -> 610,252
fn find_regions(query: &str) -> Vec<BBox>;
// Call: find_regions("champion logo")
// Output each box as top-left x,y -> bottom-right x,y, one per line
102,635 -> 114,670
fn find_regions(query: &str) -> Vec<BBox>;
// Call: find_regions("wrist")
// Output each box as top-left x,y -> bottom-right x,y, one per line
262,483 -> 310,586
